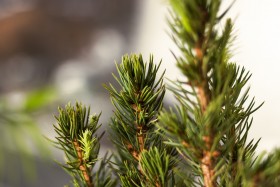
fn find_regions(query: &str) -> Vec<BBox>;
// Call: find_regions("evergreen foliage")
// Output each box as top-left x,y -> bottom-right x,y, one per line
53,103 -> 116,187
105,54 -> 176,186
51,0 -> 280,186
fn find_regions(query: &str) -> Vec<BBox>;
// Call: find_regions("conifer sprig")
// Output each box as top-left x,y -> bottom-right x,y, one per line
105,54 -> 176,186
157,0 -> 268,186
53,102 -> 116,187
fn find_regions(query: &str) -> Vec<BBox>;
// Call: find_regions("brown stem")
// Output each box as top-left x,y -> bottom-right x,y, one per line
130,103 -> 149,180
198,85 -> 209,112
126,130 -> 146,161
73,140 -> 94,187
252,173 -> 261,187
131,104 -> 146,159
196,45 -> 215,187
195,47 -> 203,62
195,28 -> 216,187
198,82 -> 216,187
137,126 -> 146,152
201,154 -> 214,187
155,181 -> 161,187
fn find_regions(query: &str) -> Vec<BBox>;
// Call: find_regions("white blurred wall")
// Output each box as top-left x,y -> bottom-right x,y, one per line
134,0 -> 280,153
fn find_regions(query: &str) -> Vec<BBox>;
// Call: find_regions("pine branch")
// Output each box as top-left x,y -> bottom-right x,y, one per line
158,0 -> 266,186
167,1 -> 228,186
105,54 -> 176,186
52,102 -> 116,187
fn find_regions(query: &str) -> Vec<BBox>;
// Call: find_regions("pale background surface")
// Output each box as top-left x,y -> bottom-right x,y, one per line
135,0 -> 280,153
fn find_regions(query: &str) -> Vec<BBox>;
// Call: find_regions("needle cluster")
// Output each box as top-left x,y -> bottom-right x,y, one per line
105,54 -> 176,187
53,103 -> 116,187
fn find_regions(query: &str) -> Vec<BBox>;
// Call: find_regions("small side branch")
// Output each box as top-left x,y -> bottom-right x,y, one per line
73,140 -> 94,187
137,126 -> 146,153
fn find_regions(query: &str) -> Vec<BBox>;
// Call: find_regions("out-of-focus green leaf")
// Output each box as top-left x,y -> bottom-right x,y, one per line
0,86 -> 56,185
23,87 -> 56,112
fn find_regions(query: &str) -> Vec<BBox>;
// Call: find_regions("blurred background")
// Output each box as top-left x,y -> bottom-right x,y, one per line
0,0 -> 279,186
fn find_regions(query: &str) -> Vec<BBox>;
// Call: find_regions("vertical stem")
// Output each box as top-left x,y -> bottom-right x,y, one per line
137,126 -> 145,152
73,140 -> 94,187
195,31 -> 216,187
132,103 -> 146,158
198,85 -> 215,187
201,140 -> 215,187
155,182 -> 161,187
197,70 -> 216,187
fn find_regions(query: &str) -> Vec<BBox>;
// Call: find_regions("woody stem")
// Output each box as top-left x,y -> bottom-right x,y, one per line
195,37 -> 216,187
73,140 -> 94,187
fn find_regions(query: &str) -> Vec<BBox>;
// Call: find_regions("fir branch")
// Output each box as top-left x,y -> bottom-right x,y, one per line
167,1 -> 226,186
105,54 -> 176,186
52,102 -> 115,187
158,0 -> 266,186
